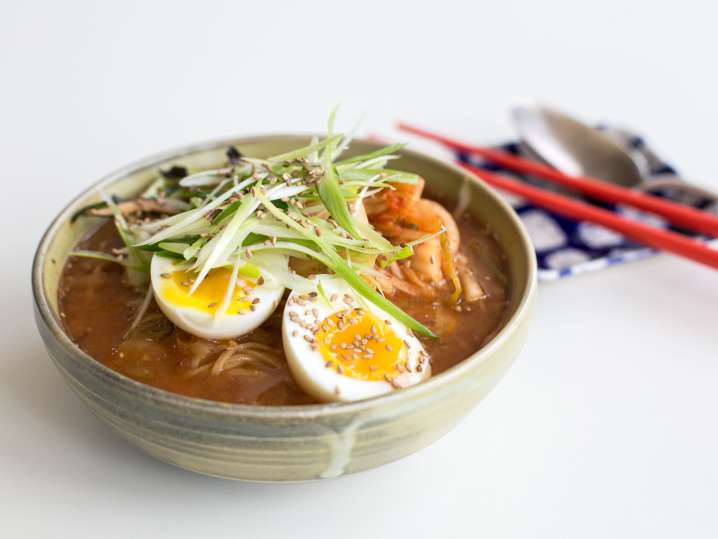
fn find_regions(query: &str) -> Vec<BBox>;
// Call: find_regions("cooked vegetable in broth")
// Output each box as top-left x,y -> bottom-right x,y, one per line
58,113 -> 511,405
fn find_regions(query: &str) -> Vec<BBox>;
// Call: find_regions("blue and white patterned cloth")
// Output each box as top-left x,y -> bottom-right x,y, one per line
457,127 -> 718,281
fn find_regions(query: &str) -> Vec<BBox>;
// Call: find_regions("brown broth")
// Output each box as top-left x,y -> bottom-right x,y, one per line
58,209 -> 511,405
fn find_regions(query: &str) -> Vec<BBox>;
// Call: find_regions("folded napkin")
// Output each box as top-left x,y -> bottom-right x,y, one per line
387,126 -> 718,281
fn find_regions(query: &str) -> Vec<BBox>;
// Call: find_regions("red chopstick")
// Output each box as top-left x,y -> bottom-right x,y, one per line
457,163 -> 718,270
397,122 -> 718,238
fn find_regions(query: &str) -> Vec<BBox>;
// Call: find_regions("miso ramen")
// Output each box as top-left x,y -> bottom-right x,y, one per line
59,119 -> 511,405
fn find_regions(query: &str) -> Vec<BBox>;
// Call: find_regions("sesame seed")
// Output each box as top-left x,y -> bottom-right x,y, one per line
252,298 -> 260,304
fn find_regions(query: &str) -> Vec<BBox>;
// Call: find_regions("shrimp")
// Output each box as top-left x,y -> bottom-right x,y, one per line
414,200 -> 460,254
366,178 -> 461,288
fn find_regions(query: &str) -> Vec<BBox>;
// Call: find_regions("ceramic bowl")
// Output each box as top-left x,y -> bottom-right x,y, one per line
32,135 -> 537,481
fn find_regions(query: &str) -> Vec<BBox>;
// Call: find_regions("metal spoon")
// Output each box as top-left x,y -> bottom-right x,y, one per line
511,103 -> 717,204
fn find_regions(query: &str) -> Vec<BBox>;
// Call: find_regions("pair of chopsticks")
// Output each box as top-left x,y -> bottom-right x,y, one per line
397,122 -> 718,271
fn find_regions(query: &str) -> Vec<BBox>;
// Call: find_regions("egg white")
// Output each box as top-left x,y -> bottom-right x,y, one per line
151,254 -> 285,340
282,276 -> 430,403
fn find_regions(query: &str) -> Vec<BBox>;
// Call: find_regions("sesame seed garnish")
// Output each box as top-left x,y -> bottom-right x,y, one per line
252,298 -> 260,304
292,330 -> 298,337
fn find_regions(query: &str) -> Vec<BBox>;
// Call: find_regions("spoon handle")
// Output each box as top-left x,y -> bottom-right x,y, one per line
638,177 -> 718,205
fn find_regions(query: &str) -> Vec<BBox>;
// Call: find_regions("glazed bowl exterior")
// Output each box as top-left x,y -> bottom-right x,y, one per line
32,135 -> 537,481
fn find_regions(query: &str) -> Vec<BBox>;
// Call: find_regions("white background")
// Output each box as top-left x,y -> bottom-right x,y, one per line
2,1 -> 717,537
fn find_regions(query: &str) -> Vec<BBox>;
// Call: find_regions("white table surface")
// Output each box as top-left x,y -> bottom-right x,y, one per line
2,1 -> 717,537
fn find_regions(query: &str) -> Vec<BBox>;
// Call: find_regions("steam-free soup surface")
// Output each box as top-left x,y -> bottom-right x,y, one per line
59,208 -> 511,405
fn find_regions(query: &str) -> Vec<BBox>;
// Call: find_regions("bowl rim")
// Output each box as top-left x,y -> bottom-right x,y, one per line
32,133 -> 537,420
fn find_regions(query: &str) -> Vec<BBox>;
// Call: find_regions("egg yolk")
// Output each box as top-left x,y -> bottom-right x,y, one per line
314,308 -> 407,382
160,267 -> 254,315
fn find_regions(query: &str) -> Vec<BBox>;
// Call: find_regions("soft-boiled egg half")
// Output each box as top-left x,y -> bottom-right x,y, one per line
282,276 -> 430,402
151,253 -> 285,340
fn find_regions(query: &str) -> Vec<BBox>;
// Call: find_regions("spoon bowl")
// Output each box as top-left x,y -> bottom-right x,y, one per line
511,103 -> 717,205
511,104 -> 643,188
